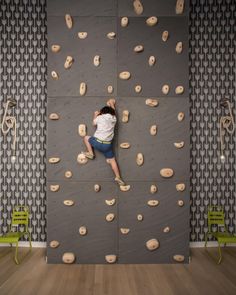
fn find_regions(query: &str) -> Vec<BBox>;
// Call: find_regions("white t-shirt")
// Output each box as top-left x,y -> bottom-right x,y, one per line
93,113 -> 117,141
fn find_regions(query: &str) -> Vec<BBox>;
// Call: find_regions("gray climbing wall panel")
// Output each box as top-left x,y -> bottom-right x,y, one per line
47,0 -> 189,264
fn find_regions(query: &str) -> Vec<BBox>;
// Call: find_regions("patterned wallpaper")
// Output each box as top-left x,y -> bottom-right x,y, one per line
0,0 -> 235,243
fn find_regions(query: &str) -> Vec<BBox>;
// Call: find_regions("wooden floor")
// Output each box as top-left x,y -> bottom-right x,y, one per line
0,247 -> 236,295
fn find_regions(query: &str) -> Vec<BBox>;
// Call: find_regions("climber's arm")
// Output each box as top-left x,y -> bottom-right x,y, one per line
107,98 -> 116,110
93,111 -> 100,126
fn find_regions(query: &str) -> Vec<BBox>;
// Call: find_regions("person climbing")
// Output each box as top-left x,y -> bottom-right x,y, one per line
83,98 -> 126,186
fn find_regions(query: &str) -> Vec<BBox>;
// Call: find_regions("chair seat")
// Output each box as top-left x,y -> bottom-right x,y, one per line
0,232 -> 25,243
212,232 -> 236,243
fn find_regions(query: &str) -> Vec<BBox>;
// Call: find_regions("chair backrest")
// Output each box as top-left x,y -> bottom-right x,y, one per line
207,206 -> 226,231
11,206 -> 29,231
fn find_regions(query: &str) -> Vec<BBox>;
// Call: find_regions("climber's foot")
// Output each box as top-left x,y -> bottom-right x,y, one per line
115,177 -> 126,186
83,152 -> 94,160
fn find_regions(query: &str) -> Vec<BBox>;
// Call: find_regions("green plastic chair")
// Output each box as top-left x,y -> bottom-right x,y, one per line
0,206 -> 32,264
205,206 -> 236,264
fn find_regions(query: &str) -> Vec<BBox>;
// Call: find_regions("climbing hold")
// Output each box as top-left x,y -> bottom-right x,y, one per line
65,14 -> 73,29
94,184 -> 101,192
79,226 -> 87,236
133,0 -> 143,15
64,56 -> 73,69
50,185 -> 60,192
106,213 -> 115,222
63,200 -> 74,206
121,17 -> 129,27
65,171 -> 72,178
79,82 -> 87,96
146,16 -> 158,26
49,113 -> 59,120
48,157 -> 60,164
78,124 -> 87,137
107,32 -> 116,39
62,252 -> 75,264
93,55 -> 101,67
177,112 -> 185,122
162,31 -> 169,42
148,56 -> 156,66
105,255 -> 117,264
160,168 -> 174,178
163,226 -> 170,233
147,200 -> 159,207
120,185 -> 131,192
173,255 -> 185,262
51,71 -> 59,80
136,153 -> 144,166
162,84 -> 170,95
105,199 -> 116,206
176,183 -> 186,192
135,85 -> 142,93
178,200 -> 184,207
150,184 -> 158,194
174,141 -> 185,149
107,85 -> 113,94
78,32 -> 88,39
137,214 -> 143,221
122,110 -> 130,123
134,45 -> 144,53
150,125 -> 157,136
120,142 -> 131,149
49,240 -> 60,248
77,153 -> 88,165
120,228 -> 130,234
51,45 -> 61,53
176,0 -> 185,14
119,71 -> 131,80
146,239 -> 159,251
176,42 -> 183,54
175,86 -> 184,94
145,99 -> 158,107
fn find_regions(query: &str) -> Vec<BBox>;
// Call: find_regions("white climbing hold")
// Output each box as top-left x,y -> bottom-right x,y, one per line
105,255 -> 117,264
120,228 -> 130,234
119,71 -> 131,80
121,17 -> 129,27
146,16 -> 158,26
145,98 -> 158,107
135,85 -> 142,93
120,185 -> 131,192
178,200 -> 184,207
134,45 -> 144,53
50,240 -> 60,248
48,157 -> 60,164
51,71 -> 59,80
78,32 -> 88,39
79,82 -> 87,96
176,42 -> 183,54
64,56 -> 73,69
146,239 -> 159,251
122,110 -> 130,123
65,14 -> 73,29
133,0 -> 143,15
62,252 -> 75,264
106,213 -> 115,222
150,184 -> 158,194
178,112 -> 185,122
65,171 -> 72,178
105,199 -> 116,206
93,55 -> 101,67
173,254 -> 185,262
162,84 -> 170,95
107,85 -> 113,94
160,168 -> 174,178
49,113 -> 60,120
79,226 -> 87,236
137,214 -> 143,221
162,31 -> 169,42
176,183 -> 186,192
77,153 -> 88,165
176,0 -> 185,14
147,200 -> 159,207
175,86 -> 184,94
136,153 -> 144,166
150,125 -> 157,136
107,32 -> 116,39
174,141 -> 185,149
94,184 -> 101,192
163,226 -> 170,233
51,45 -> 61,53
120,142 -> 131,149
148,56 -> 156,66
50,185 -> 60,192
63,200 -> 74,206
78,124 -> 87,137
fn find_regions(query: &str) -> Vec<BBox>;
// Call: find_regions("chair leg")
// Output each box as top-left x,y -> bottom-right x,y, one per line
28,233 -> 32,251
204,233 -> 209,247
14,242 -> 19,265
217,242 -> 222,264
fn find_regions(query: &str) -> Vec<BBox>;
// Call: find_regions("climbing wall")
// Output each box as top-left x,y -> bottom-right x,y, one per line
47,0 -> 189,264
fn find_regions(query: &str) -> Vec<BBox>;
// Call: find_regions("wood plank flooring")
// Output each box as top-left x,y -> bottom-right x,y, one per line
0,247 -> 236,295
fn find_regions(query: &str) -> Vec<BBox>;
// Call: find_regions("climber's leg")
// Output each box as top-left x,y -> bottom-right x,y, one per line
107,158 -> 125,186
83,136 -> 94,159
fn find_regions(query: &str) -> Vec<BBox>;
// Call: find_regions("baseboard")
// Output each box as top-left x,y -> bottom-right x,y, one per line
0,242 -> 46,248
190,241 -> 236,248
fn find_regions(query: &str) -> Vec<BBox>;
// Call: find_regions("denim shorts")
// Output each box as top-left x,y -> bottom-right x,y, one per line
89,136 -> 114,159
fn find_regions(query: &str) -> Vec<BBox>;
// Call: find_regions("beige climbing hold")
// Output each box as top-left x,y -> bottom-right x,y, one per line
162,31 -> 169,42
146,239 -> 159,251
175,86 -> 184,95
160,168 -> 174,178
120,185 -> 131,192
122,110 -> 130,123
64,56 -> 73,69
135,85 -> 142,93
121,17 -> 129,27
94,184 -> 101,192
133,0 -> 143,15
50,185 -> 60,192
178,200 -> 184,207
51,71 -> 59,80
79,82 -> 87,96
176,183 -> 186,192
147,200 -> 159,207
65,171 -> 72,178
77,153 -> 88,165
150,184 -> 157,194
49,113 -> 59,120
65,14 -> 73,29
162,84 -> 170,95
48,157 -> 60,164
163,226 -> 170,233
146,16 -> 158,26
62,252 -> 75,264
107,85 -> 113,94
178,112 -> 185,122
78,32 -> 88,39
176,41 -> 183,54
120,142 -> 131,149
106,213 -> 115,222
79,226 -> 87,236
134,45 -> 144,53
49,240 -> 60,248
174,141 -> 185,149
145,98 -> 158,107
137,214 -> 143,221
150,125 -> 157,136
120,228 -> 130,235
148,56 -> 156,66
63,200 -> 74,206
93,55 -> 101,67
105,199 -> 116,206
107,32 -> 116,39
119,71 -> 131,80
105,255 -> 117,264
173,254 -> 185,262
51,45 -> 61,53
176,0 -> 185,14
78,124 -> 87,137
136,153 -> 144,166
